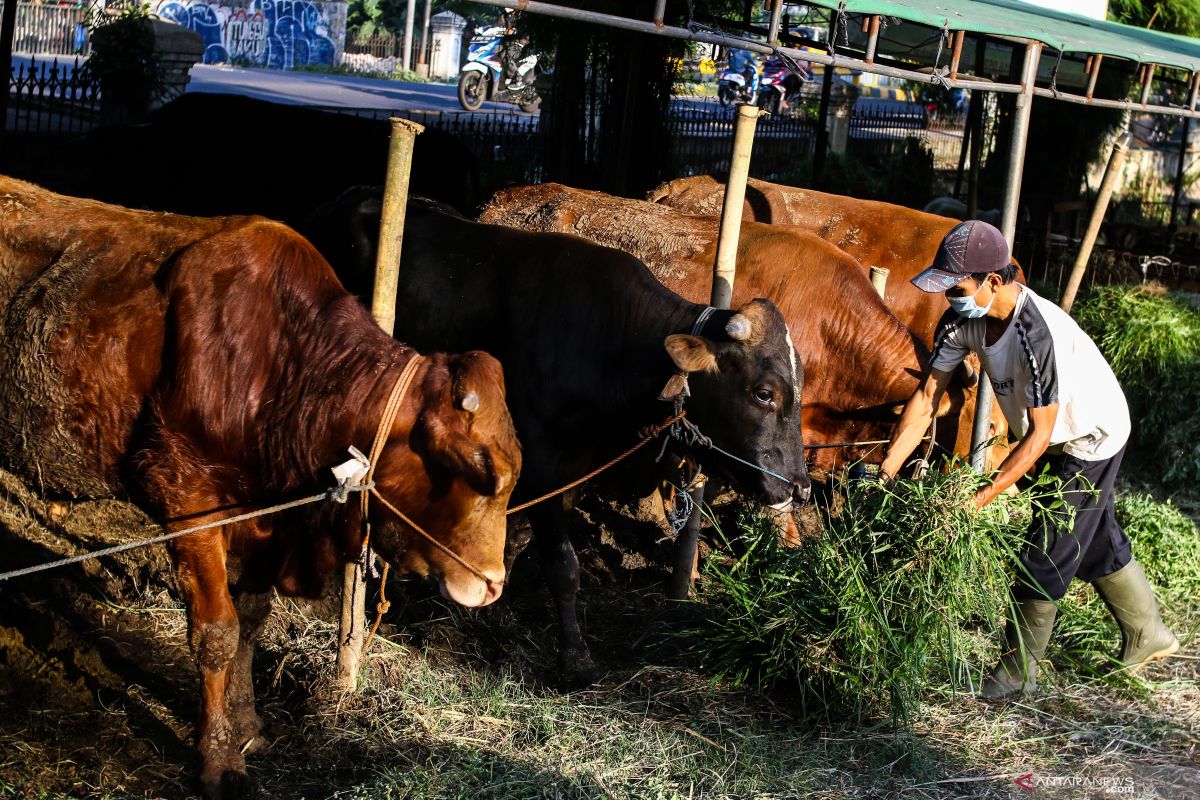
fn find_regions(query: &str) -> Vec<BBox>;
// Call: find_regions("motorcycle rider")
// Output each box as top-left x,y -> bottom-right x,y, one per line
499,8 -> 531,89
727,47 -> 760,97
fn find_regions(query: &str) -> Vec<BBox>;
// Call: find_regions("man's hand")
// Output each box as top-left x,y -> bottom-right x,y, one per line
879,367 -> 955,479
972,485 -> 993,510
973,403 -> 1059,508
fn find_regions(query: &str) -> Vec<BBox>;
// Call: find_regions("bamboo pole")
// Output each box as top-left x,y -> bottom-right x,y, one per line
669,102 -> 762,598
1060,128 -> 1129,315
337,117 -> 425,692
711,103 -> 763,308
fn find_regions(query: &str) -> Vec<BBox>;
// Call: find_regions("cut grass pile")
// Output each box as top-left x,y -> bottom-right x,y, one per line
697,470 -> 1200,728
1073,283 -> 1200,483
696,469 -> 1032,725
0,474 -> 1197,799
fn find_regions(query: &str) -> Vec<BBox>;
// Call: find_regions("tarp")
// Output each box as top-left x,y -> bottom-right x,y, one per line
804,0 -> 1200,73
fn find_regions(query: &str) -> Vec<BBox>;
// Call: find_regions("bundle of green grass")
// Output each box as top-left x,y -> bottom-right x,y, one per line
697,470 -> 1200,725
1072,283 -> 1200,483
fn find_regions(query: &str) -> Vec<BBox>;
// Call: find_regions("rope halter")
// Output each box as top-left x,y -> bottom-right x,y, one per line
356,355 -> 495,589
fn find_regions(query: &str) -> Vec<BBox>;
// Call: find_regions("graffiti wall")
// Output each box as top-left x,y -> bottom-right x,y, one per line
153,0 -> 347,69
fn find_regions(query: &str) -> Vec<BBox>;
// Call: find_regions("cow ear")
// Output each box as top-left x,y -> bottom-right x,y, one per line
664,334 -> 719,374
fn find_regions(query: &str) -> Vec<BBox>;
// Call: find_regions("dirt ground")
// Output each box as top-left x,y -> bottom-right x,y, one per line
0,466 -> 1196,799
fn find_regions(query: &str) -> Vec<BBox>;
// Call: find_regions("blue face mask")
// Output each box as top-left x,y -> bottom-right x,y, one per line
946,281 -> 994,318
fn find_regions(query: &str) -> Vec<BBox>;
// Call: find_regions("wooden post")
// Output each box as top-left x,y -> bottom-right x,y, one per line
337,117 -> 424,692
1060,128 -> 1129,314
869,266 -> 889,299
667,479 -> 707,600
1170,73 -> 1199,227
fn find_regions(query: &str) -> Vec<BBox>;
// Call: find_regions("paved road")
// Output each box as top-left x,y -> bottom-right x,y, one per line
186,64 -> 525,114
15,54 -> 917,117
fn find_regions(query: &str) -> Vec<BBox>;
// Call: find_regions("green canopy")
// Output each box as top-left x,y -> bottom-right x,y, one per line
804,0 -> 1200,73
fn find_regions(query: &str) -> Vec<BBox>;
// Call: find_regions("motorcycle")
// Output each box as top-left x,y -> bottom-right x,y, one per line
457,25 -> 541,113
717,68 -> 758,106
756,58 -> 811,116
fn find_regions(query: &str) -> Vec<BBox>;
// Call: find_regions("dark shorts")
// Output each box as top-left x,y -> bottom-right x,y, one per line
1013,444 -> 1133,601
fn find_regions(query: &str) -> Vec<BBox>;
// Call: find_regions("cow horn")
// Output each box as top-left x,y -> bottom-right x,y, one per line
726,314 -> 753,342
459,391 -> 481,413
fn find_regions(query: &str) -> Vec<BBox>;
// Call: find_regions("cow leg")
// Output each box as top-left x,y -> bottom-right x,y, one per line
175,536 -> 252,799
227,590 -> 272,756
528,503 -> 596,688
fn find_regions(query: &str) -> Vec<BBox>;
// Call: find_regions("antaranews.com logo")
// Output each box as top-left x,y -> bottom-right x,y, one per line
1015,772 -> 1138,794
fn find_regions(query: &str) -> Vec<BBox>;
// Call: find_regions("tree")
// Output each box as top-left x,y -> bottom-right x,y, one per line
1109,0 -> 1200,37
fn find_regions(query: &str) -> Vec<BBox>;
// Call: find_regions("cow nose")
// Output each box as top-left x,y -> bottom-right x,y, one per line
483,579 -> 504,606
792,480 -> 812,503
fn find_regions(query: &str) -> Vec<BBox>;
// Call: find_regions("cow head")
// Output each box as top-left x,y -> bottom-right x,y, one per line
369,352 -> 522,608
660,299 -> 810,506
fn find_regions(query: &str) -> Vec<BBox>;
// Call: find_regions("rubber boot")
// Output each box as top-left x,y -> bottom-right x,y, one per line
980,598 -> 1057,700
1093,560 -> 1179,672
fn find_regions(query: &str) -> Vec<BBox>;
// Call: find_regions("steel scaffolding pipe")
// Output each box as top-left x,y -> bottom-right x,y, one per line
970,41 -> 1041,473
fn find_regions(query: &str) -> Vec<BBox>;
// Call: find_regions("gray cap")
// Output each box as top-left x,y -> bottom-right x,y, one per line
911,220 -> 1010,293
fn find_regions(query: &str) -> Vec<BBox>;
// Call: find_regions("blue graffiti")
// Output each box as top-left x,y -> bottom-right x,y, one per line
155,0 -> 337,68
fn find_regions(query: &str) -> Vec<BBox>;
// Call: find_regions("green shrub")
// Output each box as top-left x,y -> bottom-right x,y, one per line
696,468 -> 1053,725
1073,284 -> 1200,482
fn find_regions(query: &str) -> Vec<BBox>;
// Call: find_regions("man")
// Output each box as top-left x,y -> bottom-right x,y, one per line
499,8 -> 530,89
727,48 -> 760,96
879,220 -> 1179,699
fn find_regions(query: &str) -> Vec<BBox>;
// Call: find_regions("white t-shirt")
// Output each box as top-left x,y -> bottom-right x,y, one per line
930,286 -> 1130,461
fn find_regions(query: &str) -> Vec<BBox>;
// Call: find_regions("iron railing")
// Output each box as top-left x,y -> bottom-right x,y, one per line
6,56 -> 101,136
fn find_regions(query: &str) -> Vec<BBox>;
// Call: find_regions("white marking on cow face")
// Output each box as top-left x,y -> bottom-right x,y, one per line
783,323 -> 800,404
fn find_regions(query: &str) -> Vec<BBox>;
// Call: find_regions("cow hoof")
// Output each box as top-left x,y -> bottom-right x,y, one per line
202,770 -> 259,800
558,650 -> 598,690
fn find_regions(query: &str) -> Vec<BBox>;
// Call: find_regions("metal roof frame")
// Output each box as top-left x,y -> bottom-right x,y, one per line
472,0 -> 1200,118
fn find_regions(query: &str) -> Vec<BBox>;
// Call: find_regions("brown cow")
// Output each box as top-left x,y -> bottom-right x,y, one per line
0,177 -> 522,797
648,175 -> 1024,347
478,183 -> 997,471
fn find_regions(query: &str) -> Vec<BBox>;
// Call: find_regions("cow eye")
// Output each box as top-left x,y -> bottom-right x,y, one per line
753,387 -> 775,407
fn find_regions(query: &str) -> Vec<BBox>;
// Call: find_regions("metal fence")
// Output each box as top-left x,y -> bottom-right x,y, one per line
6,2 -> 90,56
345,32 -> 407,60
669,107 -> 817,181
6,56 -> 101,136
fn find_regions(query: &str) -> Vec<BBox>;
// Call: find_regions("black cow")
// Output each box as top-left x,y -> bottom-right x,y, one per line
10,94 -> 480,221
309,195 -> 810,685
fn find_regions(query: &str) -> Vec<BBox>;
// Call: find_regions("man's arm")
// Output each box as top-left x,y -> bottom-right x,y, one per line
973,402 -> 1058,508
878,367 -> 955,481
